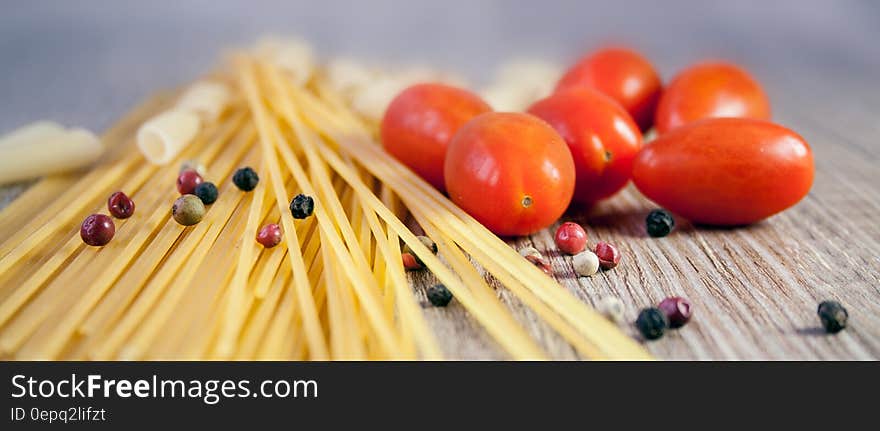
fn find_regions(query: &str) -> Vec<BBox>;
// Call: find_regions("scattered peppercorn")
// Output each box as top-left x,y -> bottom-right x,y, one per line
817,300 -> 848,333
176,169 -> 204,195
658,296 -> 692,328
289,193 -> 315,219
80,214 -> 115,246
426,284 -> 453,307
597,296 -> 625,324
402,236 -> 437,267
194,182 -> 218,205
402,253 -> 422,271
107,191 -> 135,219
636,307 -> 668,340
256,223 -> 282,248
554,222 -> 588,254
180,160 -> 207,177
172,194 -> 206,226
519,246 -> 552,275
646,209 -> 675,237
594,241 -> 621,270
572,250 -> 600,277
232,167 -> 259,191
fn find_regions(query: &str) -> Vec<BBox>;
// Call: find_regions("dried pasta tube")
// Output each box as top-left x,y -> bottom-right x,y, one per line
174,81 -> 231,120
0,127 -> 102,184
253,36 -> 315,85
136,109 -> 201,165
0,121 -> 66,149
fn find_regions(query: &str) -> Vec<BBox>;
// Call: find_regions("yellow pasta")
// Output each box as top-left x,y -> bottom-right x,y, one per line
175,81 -> 231,120
0,48 -> 652,361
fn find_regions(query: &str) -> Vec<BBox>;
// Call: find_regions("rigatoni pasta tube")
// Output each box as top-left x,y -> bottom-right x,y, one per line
0,127 -> 102,185
136,109 -> 201,164
175,81 -> 231,120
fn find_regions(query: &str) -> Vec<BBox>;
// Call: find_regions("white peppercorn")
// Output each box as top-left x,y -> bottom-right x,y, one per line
572,250 -> 599,277
596,296 -> 625,324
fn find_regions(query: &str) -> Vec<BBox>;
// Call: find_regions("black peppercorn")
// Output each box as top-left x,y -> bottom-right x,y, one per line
232,167 -> 259,191
194,182 -> 218,205
817,300 -> 848,333
636,307 -> 668,340
289,194 -> 315,219
646,209 -> 675,237
426,284 -> 453,307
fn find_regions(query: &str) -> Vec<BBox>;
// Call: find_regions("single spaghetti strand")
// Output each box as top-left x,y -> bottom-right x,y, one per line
418,216 -> 548,359
259,64 -> 402,358
265,66 -> 400,350
237,56 -> 329,359
219,153 -> 266,357
355,182 -> 440,359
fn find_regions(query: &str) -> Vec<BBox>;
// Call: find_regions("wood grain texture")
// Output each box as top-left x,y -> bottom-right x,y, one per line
401,72 -> 880,360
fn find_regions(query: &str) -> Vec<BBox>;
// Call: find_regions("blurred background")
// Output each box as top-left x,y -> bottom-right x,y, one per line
0,0 -> 878,132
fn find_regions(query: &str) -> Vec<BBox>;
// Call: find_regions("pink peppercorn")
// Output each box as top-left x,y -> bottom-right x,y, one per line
80,214 -> 115,246
176,170 -> 204,195
256,224 -> 282,248
402,253 -> 422,270
594,241 -> 621,270
554,222 -> 588,255
107,191 -> 135,219
658,296 -> 693,328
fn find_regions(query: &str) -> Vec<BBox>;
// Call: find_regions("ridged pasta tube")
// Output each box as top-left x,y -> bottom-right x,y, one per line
136,109 -> 201,165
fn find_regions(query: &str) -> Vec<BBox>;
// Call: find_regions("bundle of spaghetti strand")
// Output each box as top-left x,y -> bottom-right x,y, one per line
0,51 -> 651,360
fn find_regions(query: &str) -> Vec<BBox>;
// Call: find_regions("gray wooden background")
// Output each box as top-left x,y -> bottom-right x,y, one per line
1,0 -> 878,359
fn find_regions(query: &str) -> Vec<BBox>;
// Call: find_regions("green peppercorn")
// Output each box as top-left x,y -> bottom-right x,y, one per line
289,194 -> 315,219
646,209 -> 675,237
636,307 -> 668,340
172,194 -> 206,226
402,235 -> 437,267
426,284 -> 453,307
194,182 -> 218,205
232,167 -> 259,191
817,300 -> 848,333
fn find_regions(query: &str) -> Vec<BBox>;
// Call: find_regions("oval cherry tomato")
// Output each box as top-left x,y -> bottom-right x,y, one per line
381,83 -> 492,191
632,118 -> 813,225
444,112 -> 575,236
528,88 -> 642,206
654,61 -> 770,134
555,47 -> 662,131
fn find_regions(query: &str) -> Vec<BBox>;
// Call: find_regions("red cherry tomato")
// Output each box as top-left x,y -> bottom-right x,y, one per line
381,83 -> 492,191
555,47 -> 662,131
528,88 -> 642,206
632,118 -> 813,225
654,61 -> 770,134
444,112 -> 575,236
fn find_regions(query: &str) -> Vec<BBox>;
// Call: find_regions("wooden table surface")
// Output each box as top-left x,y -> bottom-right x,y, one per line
1,1 -> 878,360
